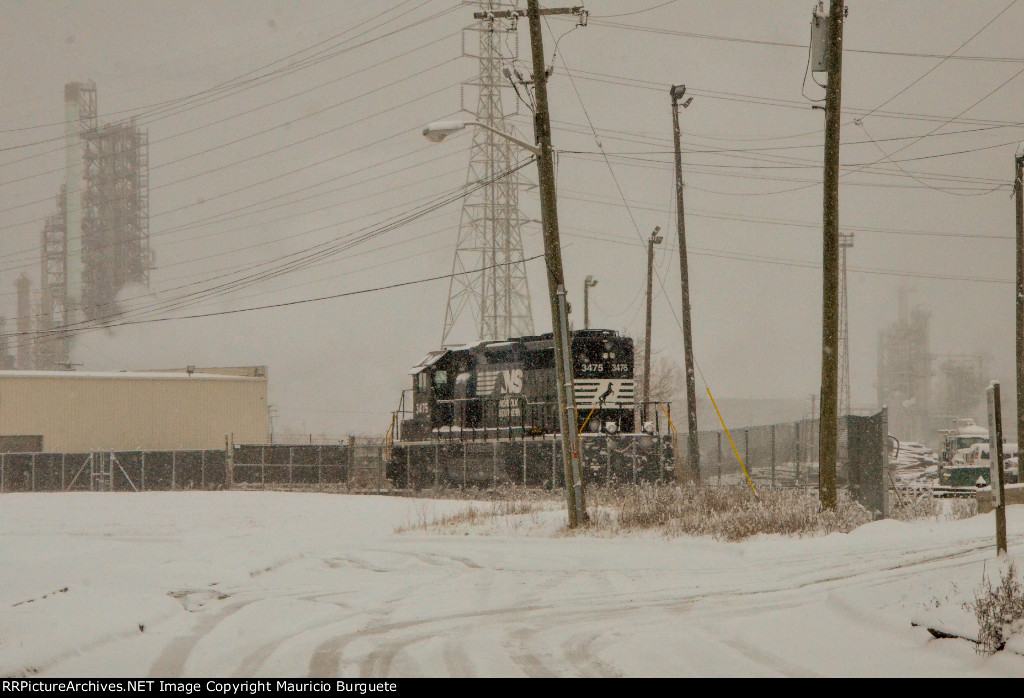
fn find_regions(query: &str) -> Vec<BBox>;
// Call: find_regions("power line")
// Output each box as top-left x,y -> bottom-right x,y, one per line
561,227 -> 1016,285
856,0 -> 1019,123
0,72 -> 462,226
5,158 -> 536,346
0,1 -> 457,152
595,0 -> 682,19
561,68 -> 1024,129
576,16 -> 1024,64
0,29 -> 463,186
0,80 -> 462,247
0,133 -> 465,272
8,254 -> 545,342
556,187 -> 1014,241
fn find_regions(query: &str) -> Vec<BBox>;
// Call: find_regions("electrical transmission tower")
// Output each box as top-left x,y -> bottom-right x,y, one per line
441,0 -> 534,344
838,231 -> 853,419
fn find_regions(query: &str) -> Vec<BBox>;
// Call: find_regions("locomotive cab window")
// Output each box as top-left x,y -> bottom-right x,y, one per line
416,373 -> 429,392
434,370 -> 448,386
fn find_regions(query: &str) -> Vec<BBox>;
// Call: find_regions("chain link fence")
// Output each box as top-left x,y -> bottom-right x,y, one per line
0,439 -> 388,493
389,434 -> 674,490
0,450 -> 227,493
229,439 -> 386,491
695,418 -> 832,488
1,414 -> 886,511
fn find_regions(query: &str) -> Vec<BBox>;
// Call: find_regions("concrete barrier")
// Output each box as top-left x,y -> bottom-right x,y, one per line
976,483 -> 1024,514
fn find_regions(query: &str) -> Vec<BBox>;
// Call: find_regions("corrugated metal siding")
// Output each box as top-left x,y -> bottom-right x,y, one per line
0,373 -> 268,452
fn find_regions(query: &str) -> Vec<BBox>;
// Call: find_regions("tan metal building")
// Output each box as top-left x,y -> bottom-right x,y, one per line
0,367 -> 268,452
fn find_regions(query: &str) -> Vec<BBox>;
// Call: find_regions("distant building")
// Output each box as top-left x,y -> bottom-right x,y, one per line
0,367 -> 267,452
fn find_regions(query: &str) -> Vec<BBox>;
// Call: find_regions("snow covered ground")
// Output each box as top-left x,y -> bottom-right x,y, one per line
2,491 -> 1023,677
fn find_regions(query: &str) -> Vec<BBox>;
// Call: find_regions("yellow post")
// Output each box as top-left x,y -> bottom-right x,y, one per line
707,388 -> 757,496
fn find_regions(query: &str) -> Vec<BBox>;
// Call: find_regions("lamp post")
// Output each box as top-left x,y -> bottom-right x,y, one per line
584,275 -> 598,329
670,84 -> 700,481
423,97 -> 585,526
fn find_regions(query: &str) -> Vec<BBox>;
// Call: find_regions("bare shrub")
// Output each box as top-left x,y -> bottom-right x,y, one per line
890,491 -> 977,522
584,485 -> 872,541
965,564 -> 1024,654
397,483 -> 976,540
402,484 -> 561,503
395,495 -> 549,533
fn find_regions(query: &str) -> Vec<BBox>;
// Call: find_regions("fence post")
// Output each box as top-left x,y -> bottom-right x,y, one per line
463,442 -> 467,488
717,432 -> 723,485
378,446 -> 383,492
770,424 -> 776,488
345,437 -> 352,490
492,441 -> 498,488
658,433 -> 664,482
140,453 -> 145,491
201,451 -> 206,490
172,451 -> 177,491
1,454 -> 4,493
434,442 -> 439,488
262,445 -> 267,490
406,447 -> 411,490
552,438 -> 557,487
744,430 -> 750,480
523,439 -> 528,487
606,435 -> 612,483
318,445 -> 323,491
31,454 -> 36,492
795,422 -> 802,484
224,438 -> 234,490
288,446 -> 294,489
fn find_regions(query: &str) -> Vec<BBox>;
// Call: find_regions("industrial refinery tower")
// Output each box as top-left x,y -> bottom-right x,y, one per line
441,0 -> 534,345
34,82 -> 150,369
877,288 -> 932,442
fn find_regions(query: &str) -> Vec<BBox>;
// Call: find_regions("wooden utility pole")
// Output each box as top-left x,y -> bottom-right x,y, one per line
1016,154 -> 1023,463
987,381 -> 1008,555
477,2 -> 586,526
818,0 -> 845,510
584,275 -> 597,329
643,227 -> 663,426
670,85 -> 700,482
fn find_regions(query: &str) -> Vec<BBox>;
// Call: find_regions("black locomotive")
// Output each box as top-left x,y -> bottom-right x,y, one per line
400,329 -> 636,442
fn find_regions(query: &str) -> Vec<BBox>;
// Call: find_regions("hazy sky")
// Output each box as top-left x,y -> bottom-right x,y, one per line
1,0 -> 1022,437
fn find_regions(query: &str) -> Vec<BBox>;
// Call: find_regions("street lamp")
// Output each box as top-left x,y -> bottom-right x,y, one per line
422,120 -> 541,155
643,227 -> 663,423
584,275 -> 598,329
423,108 -> 586,526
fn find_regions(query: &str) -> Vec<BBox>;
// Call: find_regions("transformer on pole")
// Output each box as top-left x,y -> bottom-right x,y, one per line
441,0 -> 534,344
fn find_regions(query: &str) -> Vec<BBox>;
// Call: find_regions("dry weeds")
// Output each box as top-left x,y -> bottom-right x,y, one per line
966,564 -> 1024,654
396,483 -> 977,540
